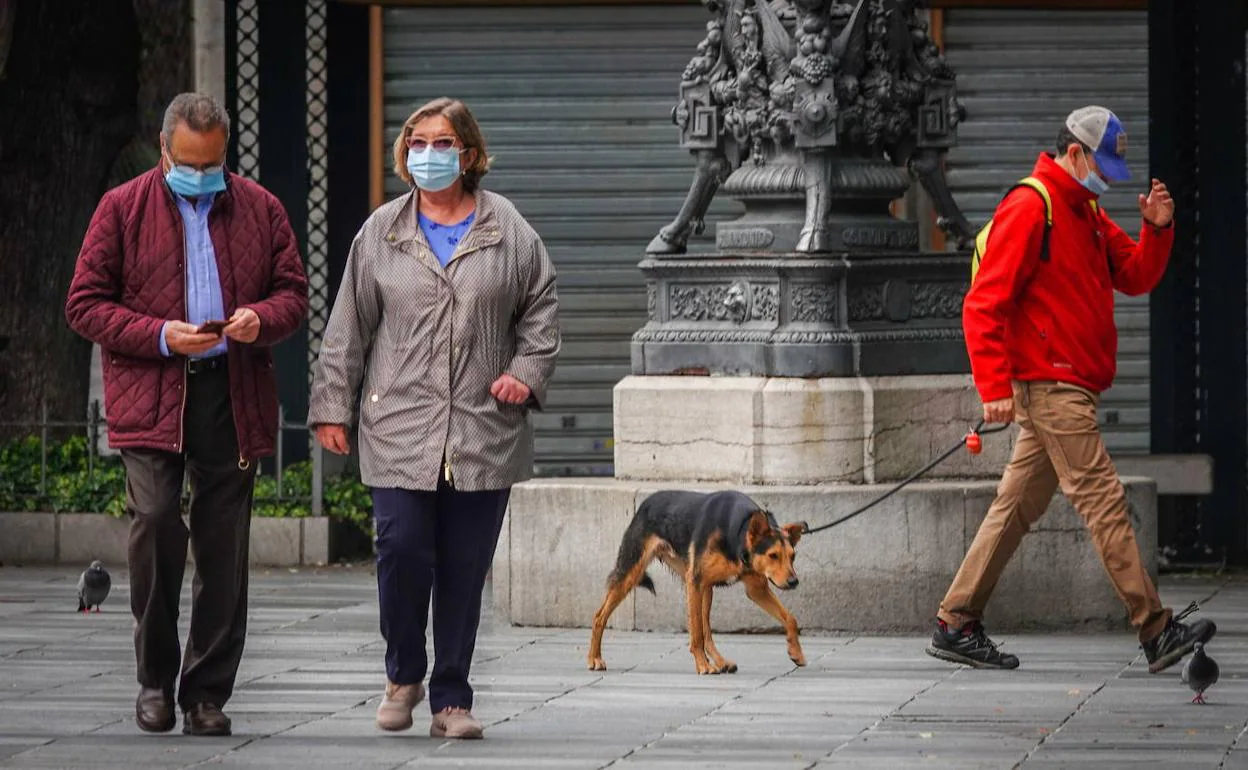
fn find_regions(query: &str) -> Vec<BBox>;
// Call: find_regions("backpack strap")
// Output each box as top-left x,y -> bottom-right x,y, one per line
1011,177 -> 1054,263
969,177 -> 1056,283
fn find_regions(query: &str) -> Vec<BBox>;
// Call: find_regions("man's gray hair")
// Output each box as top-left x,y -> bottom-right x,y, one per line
161,92 -> 231,141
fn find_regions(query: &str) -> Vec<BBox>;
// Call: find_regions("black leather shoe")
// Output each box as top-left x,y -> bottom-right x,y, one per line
182,703 -> 232,736
135,687 -> 176,733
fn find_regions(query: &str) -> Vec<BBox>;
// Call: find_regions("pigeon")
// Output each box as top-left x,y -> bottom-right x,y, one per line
77,561 -> 111,613
1181,641 -> 1219,704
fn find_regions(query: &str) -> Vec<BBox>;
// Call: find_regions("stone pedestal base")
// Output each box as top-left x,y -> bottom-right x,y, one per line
493,478 -> 1159,634
614,374 -> 1017,484
630,251 -> 972,379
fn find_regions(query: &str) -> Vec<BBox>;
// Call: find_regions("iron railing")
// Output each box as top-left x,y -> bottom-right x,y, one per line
0,398 -> 326,516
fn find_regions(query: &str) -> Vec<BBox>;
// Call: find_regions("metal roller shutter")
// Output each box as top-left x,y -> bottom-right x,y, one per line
383,5 -> 731,476
943,9 -> 1151,455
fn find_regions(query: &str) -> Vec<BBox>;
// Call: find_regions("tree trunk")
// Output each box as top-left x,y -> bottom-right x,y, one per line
111,0 -> 194,188
0,0 -> 140,433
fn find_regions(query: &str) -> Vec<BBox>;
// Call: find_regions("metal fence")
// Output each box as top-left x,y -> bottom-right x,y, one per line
0,399 -> 326,516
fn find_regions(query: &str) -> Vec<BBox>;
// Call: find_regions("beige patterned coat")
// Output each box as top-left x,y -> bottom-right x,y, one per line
308,190 -> 560,491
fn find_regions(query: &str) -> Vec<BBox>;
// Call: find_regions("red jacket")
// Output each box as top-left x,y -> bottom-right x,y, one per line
963,153 -> 1174,403
65,167 -> 308,461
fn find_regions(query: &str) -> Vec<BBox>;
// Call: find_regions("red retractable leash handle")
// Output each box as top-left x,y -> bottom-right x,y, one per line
802,419 -> 1012,536
966,419 -> 1011,454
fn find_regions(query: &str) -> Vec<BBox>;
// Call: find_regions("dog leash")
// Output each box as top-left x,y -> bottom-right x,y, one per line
802,420 -> 1011,536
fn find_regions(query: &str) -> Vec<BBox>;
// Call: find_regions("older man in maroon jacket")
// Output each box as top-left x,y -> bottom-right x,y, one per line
65,93 -> 308,737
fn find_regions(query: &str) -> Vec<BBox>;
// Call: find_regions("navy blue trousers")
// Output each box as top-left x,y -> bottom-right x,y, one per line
371,480 -> 509,712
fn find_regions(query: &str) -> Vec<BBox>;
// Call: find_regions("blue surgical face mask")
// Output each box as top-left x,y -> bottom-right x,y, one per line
1076,151 -> 1110,197
164,152 -> 226,198
406,147 -> 462,192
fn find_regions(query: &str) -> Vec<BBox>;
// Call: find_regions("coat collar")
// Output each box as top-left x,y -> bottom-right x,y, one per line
383,188 -> 503,258
1032,152 -> 1100,208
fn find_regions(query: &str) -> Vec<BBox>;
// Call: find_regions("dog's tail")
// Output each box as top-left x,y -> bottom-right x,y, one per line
607,511 -> 658,596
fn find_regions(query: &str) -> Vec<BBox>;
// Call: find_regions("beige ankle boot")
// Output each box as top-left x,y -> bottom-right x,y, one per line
430,706 -> 483,739
376,681 -> 425,731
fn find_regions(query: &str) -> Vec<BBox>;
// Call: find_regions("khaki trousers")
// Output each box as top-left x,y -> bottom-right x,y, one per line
938,381 -> 1170,642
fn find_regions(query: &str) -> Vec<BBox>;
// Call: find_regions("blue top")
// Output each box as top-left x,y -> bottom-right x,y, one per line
159,192 -> 226,359
418,210 -> 475,268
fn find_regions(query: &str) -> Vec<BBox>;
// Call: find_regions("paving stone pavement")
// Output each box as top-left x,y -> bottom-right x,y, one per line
0,565 -> 1244,769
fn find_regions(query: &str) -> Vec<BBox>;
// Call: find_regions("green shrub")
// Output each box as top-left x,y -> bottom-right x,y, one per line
0,436 -> 372,537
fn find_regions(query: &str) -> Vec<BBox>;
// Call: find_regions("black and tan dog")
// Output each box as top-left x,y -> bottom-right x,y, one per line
588,490 -> 807,675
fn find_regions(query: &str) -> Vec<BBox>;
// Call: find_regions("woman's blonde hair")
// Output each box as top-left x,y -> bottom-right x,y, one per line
392,97 -> 492,193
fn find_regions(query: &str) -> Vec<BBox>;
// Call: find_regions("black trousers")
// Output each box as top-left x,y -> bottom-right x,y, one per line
120,363 -> 256,711
371,479 -> 509,712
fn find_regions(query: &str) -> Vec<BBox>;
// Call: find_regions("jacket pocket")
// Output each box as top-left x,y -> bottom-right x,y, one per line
254,349 -> 279,447
102,354 -> 163,433
363,335 -> 433,413
496,400 -> 529,425
1033,382 -> 1099,446
1034,312 -> 1070,373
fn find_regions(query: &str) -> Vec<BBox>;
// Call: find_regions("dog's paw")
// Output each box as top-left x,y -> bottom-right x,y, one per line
718,660 -> 738,674
789,650 -> 807,667
587,657 -> 607,671
694,660 -> 717,675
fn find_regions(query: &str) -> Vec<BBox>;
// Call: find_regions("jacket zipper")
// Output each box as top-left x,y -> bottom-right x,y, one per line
435,234 -> 469,492
212,196 -> 249,471
409,215 -> 494,491
174,211 -> 189,454
401,234 -> 461,490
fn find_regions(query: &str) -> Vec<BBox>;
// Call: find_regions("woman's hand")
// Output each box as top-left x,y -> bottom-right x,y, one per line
315,424 -> 351,455
490,374 -> 531,405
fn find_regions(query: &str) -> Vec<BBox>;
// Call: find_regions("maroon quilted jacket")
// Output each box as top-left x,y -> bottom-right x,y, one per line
65,167 -> 308,462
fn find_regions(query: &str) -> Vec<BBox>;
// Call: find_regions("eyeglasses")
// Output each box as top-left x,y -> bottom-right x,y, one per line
171,163 -> 224,176
163,148 -> 223,175
406,135 -> 459,152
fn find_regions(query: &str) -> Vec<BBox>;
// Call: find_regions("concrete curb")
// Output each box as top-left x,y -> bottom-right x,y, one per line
0,512 -> 351,567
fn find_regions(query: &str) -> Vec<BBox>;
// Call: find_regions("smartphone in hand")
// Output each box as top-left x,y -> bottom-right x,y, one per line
196,320 -> 228,336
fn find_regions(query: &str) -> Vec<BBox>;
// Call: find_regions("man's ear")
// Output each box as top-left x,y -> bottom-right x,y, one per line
783,522 -> 805,546
1071,143 -> 1091,169
745,510 -> 770,550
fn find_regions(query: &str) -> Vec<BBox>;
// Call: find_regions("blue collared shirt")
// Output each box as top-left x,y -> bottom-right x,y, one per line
159,192 -> 227,359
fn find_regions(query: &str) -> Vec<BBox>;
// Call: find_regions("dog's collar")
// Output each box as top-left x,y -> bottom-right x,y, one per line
734,508 -> 778,566
733,516 -> 753,566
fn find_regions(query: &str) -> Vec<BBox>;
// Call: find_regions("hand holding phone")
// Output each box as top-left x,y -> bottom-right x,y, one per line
222,308 -> 262,344
164,321 -> 223,356
196,320 -> 227,336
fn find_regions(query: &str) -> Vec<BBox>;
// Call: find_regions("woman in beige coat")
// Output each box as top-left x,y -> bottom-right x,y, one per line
309,98 -> 559,739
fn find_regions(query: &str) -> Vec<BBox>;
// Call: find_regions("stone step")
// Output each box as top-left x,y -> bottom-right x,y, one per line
494,477 -> 1158,634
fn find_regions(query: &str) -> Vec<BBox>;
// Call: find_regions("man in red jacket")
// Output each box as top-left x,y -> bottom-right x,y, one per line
926,106 -> 1215,672
65,93 -> 308,735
